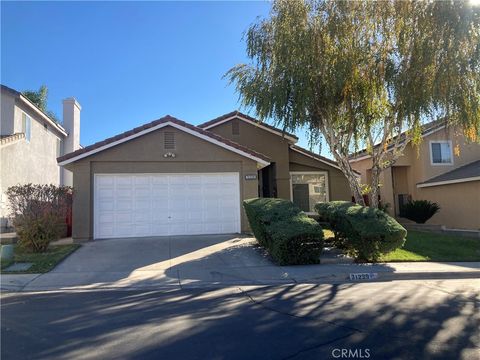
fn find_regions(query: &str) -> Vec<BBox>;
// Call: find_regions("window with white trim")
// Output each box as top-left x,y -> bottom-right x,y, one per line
291,172 -> 328,213
430,141 -> 452,165
22,113 -> 31,142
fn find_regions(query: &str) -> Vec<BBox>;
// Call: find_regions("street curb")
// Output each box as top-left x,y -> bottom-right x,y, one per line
1,270 -> 479,293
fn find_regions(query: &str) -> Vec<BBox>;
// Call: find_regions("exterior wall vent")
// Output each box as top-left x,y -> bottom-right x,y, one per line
164,131 -> 175,149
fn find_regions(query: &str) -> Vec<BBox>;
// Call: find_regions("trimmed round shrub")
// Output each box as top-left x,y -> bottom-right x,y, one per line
401,200 -> 440,224
243,198 -> 324,265
268,216 -> 323,265
315,201 -> 407,262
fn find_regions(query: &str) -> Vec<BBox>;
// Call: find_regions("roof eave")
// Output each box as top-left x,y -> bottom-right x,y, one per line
58,120 -> 270,168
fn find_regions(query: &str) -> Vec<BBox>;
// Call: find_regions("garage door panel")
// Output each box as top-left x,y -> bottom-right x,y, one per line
95,173 -> 240,239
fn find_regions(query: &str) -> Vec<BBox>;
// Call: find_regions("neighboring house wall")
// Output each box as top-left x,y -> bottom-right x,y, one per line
0,94 -> 15,135
0,86 -> 81,231
351,125 -> 480,229
64,126 -> 259,241
206,119 -> 292,199
0,94 -> 64,228
417,181 -> 480,230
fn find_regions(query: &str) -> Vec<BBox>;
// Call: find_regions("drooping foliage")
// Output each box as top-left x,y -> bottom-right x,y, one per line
227,0 -> 480,206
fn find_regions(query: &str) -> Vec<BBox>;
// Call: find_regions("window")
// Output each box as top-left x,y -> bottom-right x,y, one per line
232,119 -> 240,135
22,113 -> 31,142
291,172 -> 329,213
164,131 -> 175,150
430,141 -> 453,165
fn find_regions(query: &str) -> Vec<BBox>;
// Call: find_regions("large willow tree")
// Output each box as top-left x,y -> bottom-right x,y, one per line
227,0 -> 480,207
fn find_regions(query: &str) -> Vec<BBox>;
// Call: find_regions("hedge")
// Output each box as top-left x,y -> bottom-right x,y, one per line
243,198 -> 323,265
316,201 -> 407,262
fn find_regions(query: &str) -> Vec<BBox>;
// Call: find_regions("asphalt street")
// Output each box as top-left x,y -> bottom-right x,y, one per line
1,279 -> 479,360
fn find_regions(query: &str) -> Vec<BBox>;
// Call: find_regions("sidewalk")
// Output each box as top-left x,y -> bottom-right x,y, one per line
2,260 -> 479,292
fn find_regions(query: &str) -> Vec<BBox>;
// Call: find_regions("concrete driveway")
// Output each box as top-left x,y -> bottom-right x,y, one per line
19,235 -> 296,291
4,235 -> 480,292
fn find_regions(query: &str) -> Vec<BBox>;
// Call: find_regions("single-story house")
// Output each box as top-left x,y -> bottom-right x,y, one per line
58,111 -> 352,241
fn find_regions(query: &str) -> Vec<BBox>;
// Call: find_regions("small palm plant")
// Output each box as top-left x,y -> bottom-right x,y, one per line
401,200 -> 440,224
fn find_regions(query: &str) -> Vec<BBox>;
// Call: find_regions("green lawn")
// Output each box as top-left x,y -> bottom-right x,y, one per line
1,244 -> 80,273
380,231 -> 480,262
322,228 -> 480,262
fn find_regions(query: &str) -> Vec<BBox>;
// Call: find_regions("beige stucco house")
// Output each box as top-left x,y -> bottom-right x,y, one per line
0,84 -> 81,231
350,121 -> 480,230
58,111 -> 351,241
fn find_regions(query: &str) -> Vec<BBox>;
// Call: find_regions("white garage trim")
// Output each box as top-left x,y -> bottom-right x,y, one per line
94,172 -> 241,239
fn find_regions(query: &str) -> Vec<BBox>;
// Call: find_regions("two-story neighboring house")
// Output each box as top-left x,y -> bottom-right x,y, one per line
0,84 -> 81,231
350,121 -> 480,230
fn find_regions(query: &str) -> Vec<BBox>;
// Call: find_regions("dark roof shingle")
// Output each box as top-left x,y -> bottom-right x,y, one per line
57,115 -> 271,164
198,110 -> 299,140
418,160 -> 480,186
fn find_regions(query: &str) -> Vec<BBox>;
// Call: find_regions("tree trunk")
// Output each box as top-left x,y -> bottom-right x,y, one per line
370,166 -> 381,209
330,153 -> 365,206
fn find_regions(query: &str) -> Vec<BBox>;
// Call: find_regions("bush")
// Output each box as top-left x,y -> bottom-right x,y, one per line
401,200 -> 440,224
316,201 -> 407,262
243,198 -> 323,265
6,184 -> 72,252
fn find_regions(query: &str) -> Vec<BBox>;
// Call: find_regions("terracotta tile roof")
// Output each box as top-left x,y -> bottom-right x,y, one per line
417,160 -> 480,186
57,115 -> 271,164
198,110 -> 299,141
349,118 -> 447,160
0,133 -> 25,147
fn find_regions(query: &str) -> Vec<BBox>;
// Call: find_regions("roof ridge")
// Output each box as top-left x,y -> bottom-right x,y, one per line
349,118 -> 449,159
57,115 -> 271,164
198,110 -> 299,140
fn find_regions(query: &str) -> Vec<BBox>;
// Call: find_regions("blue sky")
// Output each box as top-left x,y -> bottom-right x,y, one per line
1,1 -> 322,154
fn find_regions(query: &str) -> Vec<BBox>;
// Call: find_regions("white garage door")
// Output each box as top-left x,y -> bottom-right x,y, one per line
94,173 -> 241,239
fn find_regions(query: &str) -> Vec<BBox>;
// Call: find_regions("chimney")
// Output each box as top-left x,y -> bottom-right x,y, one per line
62,98 -> 81,186
63,97 -> 81,152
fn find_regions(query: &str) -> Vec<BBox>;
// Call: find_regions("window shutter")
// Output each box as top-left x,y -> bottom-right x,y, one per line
164,132 -> 175,150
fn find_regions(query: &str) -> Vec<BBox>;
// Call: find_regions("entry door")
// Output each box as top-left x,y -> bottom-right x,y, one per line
94,173 -> 241,239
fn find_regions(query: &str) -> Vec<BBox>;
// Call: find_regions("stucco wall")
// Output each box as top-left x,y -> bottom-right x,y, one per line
288,149 -> 352,201
350,126 -> 480,229
1,93 -> 15,135
417,181 -> 480,230
0,97 -> 65,228
66,126 -> 259,241
205,119 -> 292,199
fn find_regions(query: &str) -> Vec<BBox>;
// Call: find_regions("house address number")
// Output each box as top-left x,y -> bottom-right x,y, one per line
245,174 -> 257,180
349,273 -> 378,281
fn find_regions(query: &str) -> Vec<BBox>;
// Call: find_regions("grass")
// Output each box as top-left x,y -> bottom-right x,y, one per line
1,244 -> 80,273
322,227 -> 480,262
379,231 -> 480,262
